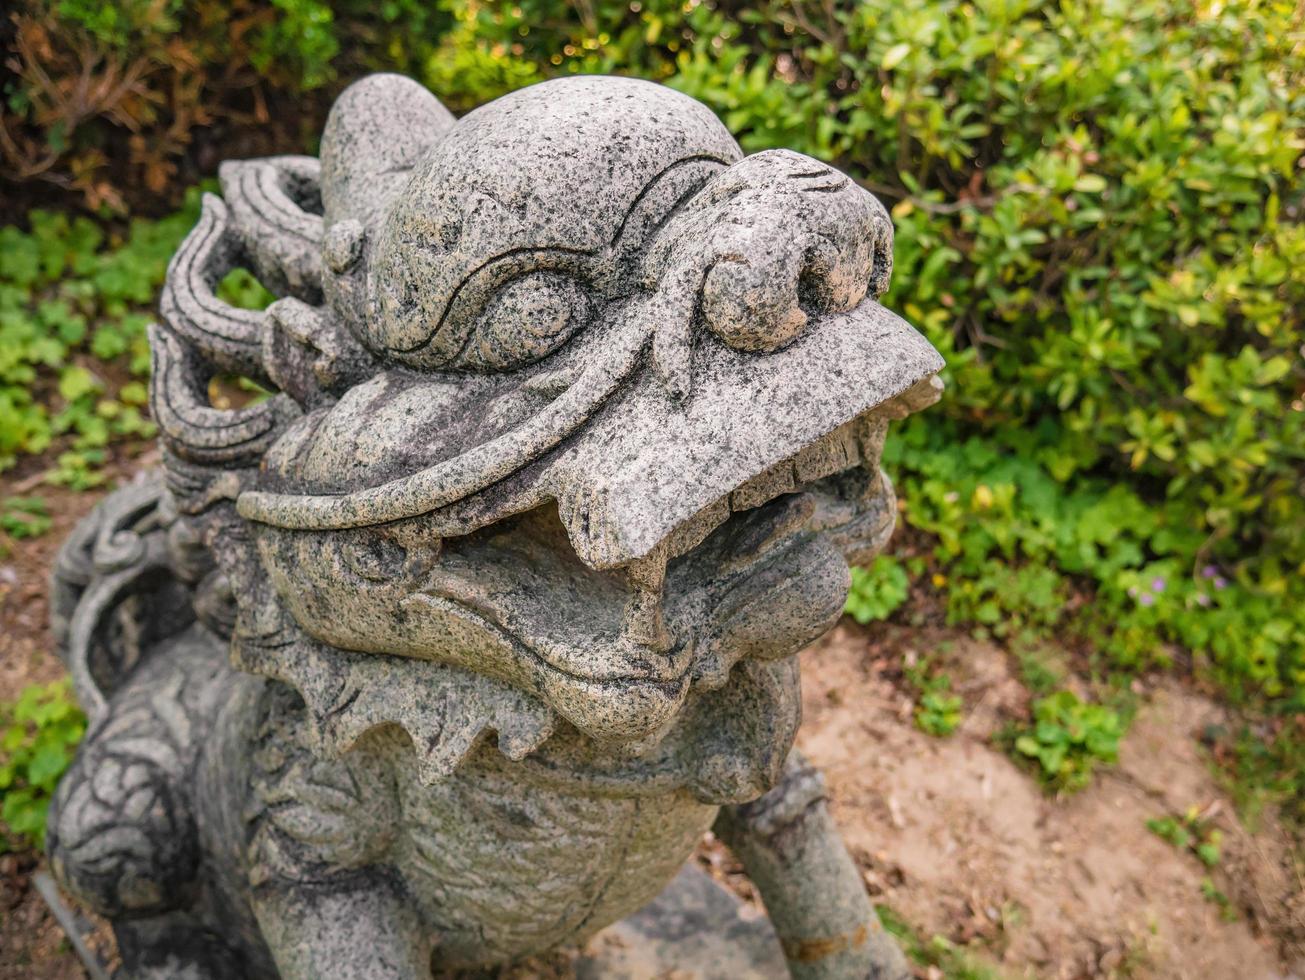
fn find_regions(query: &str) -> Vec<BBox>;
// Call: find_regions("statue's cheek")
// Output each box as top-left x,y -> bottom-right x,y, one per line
254,528 -> 416,654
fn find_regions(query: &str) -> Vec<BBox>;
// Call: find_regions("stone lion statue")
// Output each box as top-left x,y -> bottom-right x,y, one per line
45,72 -> 942,979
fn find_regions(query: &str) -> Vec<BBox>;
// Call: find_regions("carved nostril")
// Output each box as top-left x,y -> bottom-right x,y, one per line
868,231 -> 893,298
867,200 -> 895,298
797,237 -> 844,312
701,257 -> 808,353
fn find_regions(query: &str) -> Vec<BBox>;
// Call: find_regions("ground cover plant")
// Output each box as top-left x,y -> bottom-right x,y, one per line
0,680 -> 85,852
0,199 -> 197,483
1147,806 -> 1223,868
1008,689 -> 1126,794
1,0 -> 1301,865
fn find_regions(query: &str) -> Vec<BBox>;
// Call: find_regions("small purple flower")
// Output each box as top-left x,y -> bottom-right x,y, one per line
1195,593 -> 1211,607
1151,577 -> 1166,593
1201,565 -> 1218,579
1128,586 -> 1139,598
1214,576 -> 1227,590
1140,592 -> 1155,607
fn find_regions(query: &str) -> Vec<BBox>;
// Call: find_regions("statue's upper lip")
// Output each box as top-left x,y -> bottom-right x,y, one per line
405,580 -> 699,685
539,299 -> 943,569
236,298 -> 943,571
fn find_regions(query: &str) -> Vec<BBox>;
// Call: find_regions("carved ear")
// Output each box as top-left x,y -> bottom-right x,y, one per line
262,297 -> 378,409
319,73 -> 456,231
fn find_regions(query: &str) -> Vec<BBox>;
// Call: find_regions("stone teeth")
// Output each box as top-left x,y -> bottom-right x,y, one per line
716,419 -> 877,532
792,424 -> 862,485
664,497 -> 730,559
843,428 -> 862,468
729,463 -> 796,512
721,493 -> 816,574
855,415 -> 889,472
621,544 -> 670,651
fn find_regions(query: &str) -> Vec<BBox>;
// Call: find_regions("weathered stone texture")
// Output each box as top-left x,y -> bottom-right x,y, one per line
47,71 -> 940,978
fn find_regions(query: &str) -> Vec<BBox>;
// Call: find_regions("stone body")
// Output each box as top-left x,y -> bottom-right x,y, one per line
46,73 -> 943,978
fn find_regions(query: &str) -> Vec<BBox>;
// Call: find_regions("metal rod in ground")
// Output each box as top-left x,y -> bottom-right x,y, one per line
32,869 -> 112,980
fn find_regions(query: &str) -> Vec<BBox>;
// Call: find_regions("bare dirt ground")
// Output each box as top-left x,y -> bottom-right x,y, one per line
1,476 -> 1301,979
1,471 -> 124,980
798,624 -> 1303,979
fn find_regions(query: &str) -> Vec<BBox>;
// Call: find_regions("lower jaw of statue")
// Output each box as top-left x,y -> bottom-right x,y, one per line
409,453 -> 895,751
489,469 -> 893,787
484,483 -> 888,748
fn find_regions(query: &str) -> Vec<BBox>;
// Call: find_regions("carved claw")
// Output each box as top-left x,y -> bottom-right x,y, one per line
714,750 -> 911,980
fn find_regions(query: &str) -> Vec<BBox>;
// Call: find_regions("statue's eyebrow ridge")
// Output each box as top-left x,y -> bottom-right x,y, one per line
610,153 -> 734,246
398,245 -> 600,358
393,154 -> 734,362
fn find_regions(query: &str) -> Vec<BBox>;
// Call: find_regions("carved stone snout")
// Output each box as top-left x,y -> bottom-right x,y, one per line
644,148 -> 894,356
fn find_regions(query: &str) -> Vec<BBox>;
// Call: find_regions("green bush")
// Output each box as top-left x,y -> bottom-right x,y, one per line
846,556 -> 911,625
2,0 -> 1301,775
916,688 -> 963,739
0,195 -> 208,481
0,190 -> 280,484
1011,690 -> 1124,793
363,0 -> 1305,713
0,680 -> 85,852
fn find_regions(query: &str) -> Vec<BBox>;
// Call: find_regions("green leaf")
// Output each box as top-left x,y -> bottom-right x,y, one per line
57,365 -> 101,402
882,43 -> 911,70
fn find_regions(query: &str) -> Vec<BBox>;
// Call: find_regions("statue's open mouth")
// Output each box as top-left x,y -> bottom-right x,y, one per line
416,411 -> 893,703
242,297 -> 940,745
665,410 -> 894,568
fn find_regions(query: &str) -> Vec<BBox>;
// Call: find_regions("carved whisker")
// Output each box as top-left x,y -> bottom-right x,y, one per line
149,323 -> 299,468
620,542 -> 671,652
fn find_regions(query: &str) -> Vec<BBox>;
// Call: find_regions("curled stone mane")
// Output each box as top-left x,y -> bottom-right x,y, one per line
144,130 -> 566,783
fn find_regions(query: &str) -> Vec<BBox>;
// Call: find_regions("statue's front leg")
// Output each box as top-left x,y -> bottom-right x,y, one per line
252,873 -> 434,980
714,750 -> 909,980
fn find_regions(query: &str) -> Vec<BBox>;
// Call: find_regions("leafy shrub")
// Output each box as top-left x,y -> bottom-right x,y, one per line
846,556 -> 910,625
1201,877 -> 1238,921
877,905 -> 1003,980
0,680 -> 85,852
1147,807 -> 1223,867
1010,690 -> 1124,793
1,1 -> 450,212
0,194 -> 210,480
382,0 -> 1305,716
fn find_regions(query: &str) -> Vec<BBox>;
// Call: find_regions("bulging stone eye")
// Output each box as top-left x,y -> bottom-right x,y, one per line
459,271 -> 592,371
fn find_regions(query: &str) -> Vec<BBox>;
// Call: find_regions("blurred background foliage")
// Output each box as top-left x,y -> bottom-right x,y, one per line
1,0 -> 1303,828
